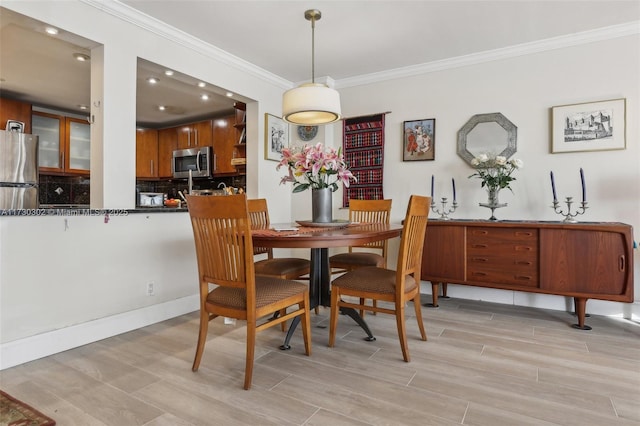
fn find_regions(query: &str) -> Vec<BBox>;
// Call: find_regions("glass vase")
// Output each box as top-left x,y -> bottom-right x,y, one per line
487,187 -> 500,206
479,187 -> 507,221
311,188 -> 333,223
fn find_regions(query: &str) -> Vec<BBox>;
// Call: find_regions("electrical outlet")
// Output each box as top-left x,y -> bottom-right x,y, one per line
147,282 -> 155,296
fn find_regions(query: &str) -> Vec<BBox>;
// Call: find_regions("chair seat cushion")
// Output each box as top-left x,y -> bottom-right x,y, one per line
207,276 -> 308,309
254,258 -> 310,279
332,266 -> 418,295
329,252 -> 385,268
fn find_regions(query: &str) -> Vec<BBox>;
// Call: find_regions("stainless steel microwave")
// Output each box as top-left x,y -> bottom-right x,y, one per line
172,146 -> 212,179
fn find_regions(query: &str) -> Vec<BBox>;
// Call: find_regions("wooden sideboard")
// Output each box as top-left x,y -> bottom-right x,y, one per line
421,220 -> 634,329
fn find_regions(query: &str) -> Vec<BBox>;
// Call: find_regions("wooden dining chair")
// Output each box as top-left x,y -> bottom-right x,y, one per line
328,195 -> 430,362
329,199 -> 392,316
329,199 -> 393,272
187,194 -> 312,390
247,198 -> 311,280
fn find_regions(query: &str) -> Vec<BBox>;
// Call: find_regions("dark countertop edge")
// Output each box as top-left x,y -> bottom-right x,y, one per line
0,207 -> 188,216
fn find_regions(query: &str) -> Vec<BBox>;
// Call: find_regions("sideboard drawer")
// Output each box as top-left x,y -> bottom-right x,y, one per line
466,227 -> 539,286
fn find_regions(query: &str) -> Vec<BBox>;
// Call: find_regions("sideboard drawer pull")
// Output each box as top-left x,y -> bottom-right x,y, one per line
515,231 -> 533,237
619,255 -> 625,271
471,244 -> 488,249
516,260 -> 532,266
515,275 -> 532,281
515,245 -> 532,251
472,257 -> 489,263
471,271 -> 488,277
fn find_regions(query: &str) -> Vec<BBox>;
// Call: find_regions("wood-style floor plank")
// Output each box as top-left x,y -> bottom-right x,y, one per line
1,296 -> 638,425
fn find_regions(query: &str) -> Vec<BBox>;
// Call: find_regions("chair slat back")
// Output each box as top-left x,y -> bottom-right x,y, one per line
247,198 -> 274,258
396,195 -> 430,292
348,199 -> 392,251
187,194 -> 255,291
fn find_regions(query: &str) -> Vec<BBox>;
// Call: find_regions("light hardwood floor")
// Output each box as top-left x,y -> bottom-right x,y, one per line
1,296 -> 639,425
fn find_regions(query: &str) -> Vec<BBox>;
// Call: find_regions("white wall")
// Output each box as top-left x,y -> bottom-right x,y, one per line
336,34 -> 640,316
0,1 -> 637,369
0,0 -> 295,368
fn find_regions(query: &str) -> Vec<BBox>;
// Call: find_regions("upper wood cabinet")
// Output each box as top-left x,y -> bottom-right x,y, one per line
137,128 -> 176,179
212,115 -> 236,174
0,97 -> 32,133
33,111 -> 90,175
157,130 -> 175,178
136,128 -> 159,179
176,119 -> 213,149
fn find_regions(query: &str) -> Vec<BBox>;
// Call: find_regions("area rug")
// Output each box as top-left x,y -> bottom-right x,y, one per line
0,390 -> 55,426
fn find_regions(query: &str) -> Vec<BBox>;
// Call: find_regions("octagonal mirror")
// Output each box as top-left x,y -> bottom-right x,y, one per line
457,112 -> 517,165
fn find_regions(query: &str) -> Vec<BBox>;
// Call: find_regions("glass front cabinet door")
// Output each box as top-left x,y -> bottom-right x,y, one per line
32,112 -> 63,170
67,118 -> 90,172
32,112 -> 90,175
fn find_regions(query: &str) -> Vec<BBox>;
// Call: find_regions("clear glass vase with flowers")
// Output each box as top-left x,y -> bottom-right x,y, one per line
277,143 -> 357,222
468,153 -> 523,219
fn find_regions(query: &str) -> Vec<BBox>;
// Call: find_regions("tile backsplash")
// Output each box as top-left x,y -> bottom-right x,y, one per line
38,175 -> 244,206
39,175 -> 90,205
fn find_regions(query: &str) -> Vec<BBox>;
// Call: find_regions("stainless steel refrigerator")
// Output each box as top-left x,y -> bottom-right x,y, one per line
0,129 -> 39,209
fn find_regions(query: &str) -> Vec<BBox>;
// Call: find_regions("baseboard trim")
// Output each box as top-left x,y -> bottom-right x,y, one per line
423,284 -> 640,319
0,295 -> 199,370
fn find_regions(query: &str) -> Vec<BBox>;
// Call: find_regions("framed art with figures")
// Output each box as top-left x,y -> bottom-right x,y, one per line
265,113 -> 289,161
403,118 -> 435,161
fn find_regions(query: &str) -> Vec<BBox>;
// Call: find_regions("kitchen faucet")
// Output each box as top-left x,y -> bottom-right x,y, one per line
217,182 -> 227,189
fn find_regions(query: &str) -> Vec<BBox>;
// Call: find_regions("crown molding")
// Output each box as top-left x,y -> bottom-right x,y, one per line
336,21 -> 640,89
82,1 -> 638,92
81,0 -> 292,90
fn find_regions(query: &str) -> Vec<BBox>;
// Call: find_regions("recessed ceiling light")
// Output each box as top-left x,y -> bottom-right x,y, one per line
226,92 -> 234,97
146,77 -> 159,84
73,53 -> 90,62
158,105 -> 166,111
78,104 -> 88,110
200,94 -> 209,101
45,27 -> 59,35
164,70 -> 174,76
197,82 -> 206,88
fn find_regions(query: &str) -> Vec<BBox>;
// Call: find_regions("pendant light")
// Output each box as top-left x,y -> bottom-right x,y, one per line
282,9 -> 341,125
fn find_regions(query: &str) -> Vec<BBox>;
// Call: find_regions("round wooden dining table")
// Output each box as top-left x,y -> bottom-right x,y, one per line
252,222 -> 402,348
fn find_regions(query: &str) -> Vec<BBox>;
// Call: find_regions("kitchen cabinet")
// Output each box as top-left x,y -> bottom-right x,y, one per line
212,115 -> 236,174
421,220 -> 634,329
33,111 -> 90,175
136,128 -> 158,179
157,130 -> 175,178
137,128 -> 176,179
176,119 -> 212,149
0,97 -> 32,134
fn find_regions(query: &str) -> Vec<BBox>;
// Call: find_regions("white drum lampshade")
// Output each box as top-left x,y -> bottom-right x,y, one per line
282,83 -> 341,125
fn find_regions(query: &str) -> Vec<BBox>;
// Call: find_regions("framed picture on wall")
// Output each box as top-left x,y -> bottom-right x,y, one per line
551,98 -> 626,153
403,118 -> 435,161
265,113 -> 289,161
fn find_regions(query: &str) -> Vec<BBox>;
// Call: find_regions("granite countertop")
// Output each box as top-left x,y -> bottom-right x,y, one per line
0,205 -> 188,216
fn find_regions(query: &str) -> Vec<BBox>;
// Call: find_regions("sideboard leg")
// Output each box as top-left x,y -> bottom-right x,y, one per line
427,282 -> 440,307
571,297 -> 592,330
441,283 -> 450,299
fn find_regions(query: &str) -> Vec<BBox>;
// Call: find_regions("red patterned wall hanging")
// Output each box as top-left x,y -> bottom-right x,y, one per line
342,113 -> 385,207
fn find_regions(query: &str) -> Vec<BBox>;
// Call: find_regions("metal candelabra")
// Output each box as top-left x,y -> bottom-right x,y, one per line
431,197 -> 458,220
552,196 -> 588,223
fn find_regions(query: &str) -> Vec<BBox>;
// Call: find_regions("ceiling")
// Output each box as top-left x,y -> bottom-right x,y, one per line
1,1 -> 638,127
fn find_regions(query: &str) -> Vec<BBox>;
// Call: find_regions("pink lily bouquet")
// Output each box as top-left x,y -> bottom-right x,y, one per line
277,143 -> 357,193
